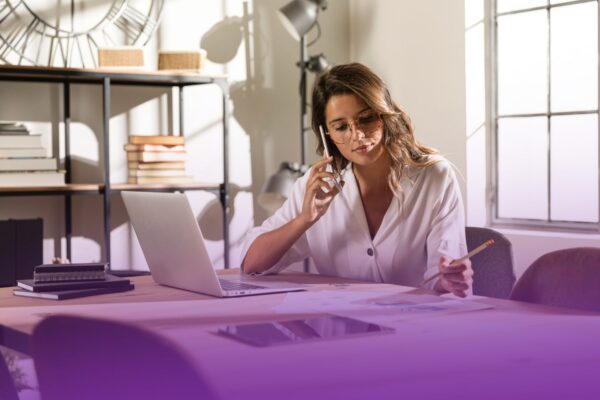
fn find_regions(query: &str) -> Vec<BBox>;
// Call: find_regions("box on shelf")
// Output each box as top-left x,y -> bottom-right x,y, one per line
98,47 -> 145,68
158,49 -> 207,71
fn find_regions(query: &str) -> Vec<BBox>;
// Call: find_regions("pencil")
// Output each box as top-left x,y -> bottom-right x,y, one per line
422,239 -> 495,285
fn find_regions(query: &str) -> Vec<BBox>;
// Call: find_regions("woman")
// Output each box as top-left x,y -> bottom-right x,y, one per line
241,63 -> 473,297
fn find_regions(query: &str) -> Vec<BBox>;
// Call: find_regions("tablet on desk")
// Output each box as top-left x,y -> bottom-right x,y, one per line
217,315 -> 394,347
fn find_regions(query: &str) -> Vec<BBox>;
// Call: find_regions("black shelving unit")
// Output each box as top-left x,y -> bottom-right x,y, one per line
0,65 -> 231,269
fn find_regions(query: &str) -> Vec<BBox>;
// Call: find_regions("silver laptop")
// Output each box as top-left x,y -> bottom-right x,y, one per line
122,191 -> 305,297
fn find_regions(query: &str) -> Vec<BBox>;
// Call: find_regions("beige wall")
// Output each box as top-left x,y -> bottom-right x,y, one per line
349,0 -> 467,200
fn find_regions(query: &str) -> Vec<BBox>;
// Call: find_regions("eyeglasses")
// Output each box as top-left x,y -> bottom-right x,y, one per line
325,111 -> 382,144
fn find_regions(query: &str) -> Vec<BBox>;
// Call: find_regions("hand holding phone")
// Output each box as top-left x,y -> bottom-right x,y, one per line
318,125 -> 343,192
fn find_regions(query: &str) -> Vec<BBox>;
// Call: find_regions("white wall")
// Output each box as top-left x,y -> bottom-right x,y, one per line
349,0 -> 467,200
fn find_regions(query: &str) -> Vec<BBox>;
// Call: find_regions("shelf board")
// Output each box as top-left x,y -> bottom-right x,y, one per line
109,182 -> 221,192
0,64 -> 227,86
0,182 -> 221,196
0,184 -> 101,195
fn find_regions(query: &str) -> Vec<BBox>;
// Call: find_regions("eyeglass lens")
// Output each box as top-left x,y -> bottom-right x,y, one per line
327,112 -> 380,144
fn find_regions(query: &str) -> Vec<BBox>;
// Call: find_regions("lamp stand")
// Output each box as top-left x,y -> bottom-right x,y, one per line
300,34 -> 308,166
299,34 -> 310,273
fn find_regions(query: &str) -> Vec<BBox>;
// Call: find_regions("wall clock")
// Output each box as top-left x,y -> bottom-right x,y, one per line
0,0 -> 164,68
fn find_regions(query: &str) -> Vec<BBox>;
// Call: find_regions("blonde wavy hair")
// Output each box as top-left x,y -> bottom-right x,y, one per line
311,63 -> 439,193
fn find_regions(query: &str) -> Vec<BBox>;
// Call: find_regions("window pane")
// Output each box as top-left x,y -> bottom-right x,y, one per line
466,0 -> 484,27
550,114 -> 599,222
550,2 -> 598,112
497,12 -> 548,115
497,0 -> 546,14
498,117 -> 548,219
466,23 -> 485,135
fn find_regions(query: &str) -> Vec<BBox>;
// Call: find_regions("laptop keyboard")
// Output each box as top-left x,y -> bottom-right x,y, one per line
219,279 -> 265,291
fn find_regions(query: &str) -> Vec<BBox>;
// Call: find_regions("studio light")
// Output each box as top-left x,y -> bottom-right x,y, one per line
277,0 -> 327,41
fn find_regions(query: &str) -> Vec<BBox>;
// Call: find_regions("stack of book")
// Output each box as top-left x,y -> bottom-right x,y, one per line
0,121 -> 65,186
125,135 -> 192,184
13,263 -> 134,300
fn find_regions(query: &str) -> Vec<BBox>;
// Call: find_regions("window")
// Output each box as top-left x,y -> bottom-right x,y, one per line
492,0 -> 599,230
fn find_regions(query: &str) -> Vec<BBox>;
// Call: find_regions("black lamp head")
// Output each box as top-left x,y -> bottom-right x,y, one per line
306,53 -> 330,74
278,0 -> 328,41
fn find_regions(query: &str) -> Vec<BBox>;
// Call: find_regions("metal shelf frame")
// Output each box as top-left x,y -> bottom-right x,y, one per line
0,65 -> 231,269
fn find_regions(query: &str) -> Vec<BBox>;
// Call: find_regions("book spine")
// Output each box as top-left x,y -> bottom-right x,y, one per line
34,271 -> 107,283
0,135 -> 42,148
0,148 -> 47,158
0,220 -> 16,286
34,263 -> 106,273
15,218 -> 42,281
128,169 -> 186,178
128,161 -> 185,170
129,135 -> 185,146
127,152 -> 186,162
124,144 -> 185,152
0,157 -> 57,171
18,278 -> 131,292
127,176 -> 193,184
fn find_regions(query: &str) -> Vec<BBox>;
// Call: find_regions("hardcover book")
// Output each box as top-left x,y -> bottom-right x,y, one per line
33,263 -> 107,283
128,135 -> 185,146
0,122 -> 29,135
13,284 -> 134,300
0,170 -> 65,186
0,147 -> 47,158
128,161 -> 185,170
124,144 -> 185,152
0,134 -> 42,148
128,169 -> 186,178
126,151 -> 186,163
17,274 -> 131,292
127,175 -> 193,184
0,157 -> 57,171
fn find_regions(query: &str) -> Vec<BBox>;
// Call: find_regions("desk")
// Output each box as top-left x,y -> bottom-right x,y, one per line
1,270 -> 600,400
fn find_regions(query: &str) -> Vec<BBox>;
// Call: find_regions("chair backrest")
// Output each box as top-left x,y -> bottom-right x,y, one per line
32,315 -> 217,400
511,247 -> 600,312
0,352 -> 19,400
466,226 -> 516,299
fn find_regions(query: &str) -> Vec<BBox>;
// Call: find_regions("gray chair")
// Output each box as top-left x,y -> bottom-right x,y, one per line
0,352 -> 19,400
466,226 -> 516,298
511,247 -> 600,312
32,315 -> 217,400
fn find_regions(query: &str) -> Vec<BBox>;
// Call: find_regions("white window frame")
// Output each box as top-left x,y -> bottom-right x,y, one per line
488,0 -> 600,232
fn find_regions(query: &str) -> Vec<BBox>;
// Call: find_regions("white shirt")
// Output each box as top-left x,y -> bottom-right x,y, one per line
241,158 -> 467,289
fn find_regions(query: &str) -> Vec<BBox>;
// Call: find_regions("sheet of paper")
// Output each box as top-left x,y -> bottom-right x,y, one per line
273,290 -> 493,324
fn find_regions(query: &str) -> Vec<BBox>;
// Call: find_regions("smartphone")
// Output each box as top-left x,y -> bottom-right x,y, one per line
319,125 -> 343,192
217,315 -> 394,347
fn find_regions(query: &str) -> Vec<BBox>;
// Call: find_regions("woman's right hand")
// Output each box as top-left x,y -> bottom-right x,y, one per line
298,156 -> 343,227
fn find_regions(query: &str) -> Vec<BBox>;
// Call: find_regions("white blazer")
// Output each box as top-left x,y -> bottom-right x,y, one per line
241,158 -> 467,289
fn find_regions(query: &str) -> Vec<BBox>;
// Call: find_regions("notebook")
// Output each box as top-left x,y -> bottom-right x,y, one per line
13,284 -> 134,300
17,274 -> 131,292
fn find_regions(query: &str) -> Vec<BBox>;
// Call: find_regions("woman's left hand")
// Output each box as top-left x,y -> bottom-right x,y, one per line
434,256 -> 474,298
